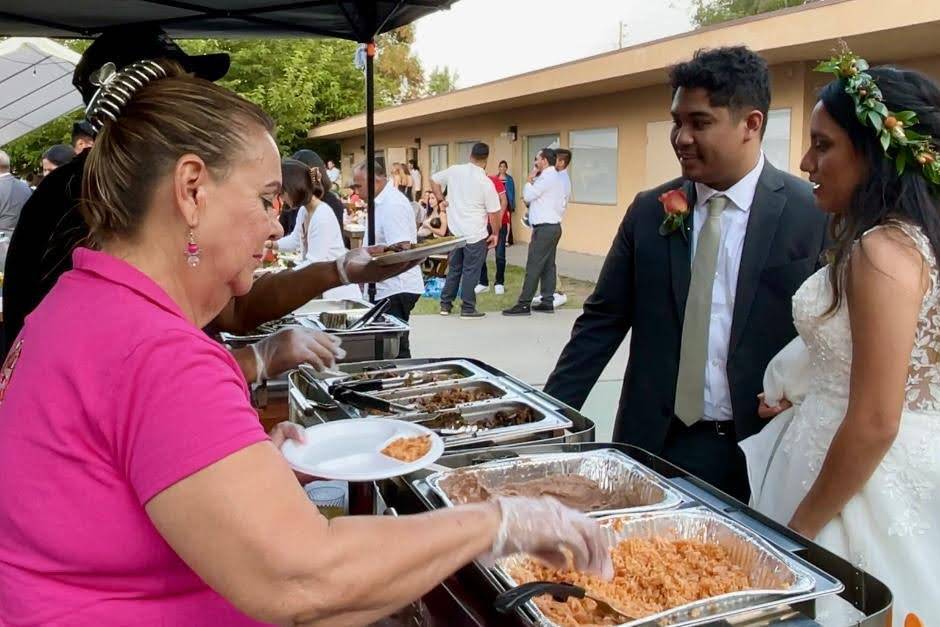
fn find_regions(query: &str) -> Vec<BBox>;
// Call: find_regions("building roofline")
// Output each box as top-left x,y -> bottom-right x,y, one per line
310,0 -> 940,139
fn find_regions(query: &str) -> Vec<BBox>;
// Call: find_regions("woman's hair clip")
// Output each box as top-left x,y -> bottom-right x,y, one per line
85,60 -> 169,132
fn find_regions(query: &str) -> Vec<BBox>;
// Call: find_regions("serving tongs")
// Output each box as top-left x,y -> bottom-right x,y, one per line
332,386 -> 414,415
345,298 -> 391,331
494,581 -> 634,622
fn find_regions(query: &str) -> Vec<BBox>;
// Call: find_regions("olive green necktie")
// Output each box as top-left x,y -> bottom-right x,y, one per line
675,195 -> 728,425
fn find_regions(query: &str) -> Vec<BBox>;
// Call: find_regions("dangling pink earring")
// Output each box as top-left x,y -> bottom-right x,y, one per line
185,230 -> 200,267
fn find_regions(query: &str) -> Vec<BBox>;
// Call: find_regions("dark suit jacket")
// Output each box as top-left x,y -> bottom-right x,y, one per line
543,162 -> 828,453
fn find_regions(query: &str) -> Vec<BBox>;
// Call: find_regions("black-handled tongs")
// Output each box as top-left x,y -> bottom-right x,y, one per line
346,298 -> 391,331
332,386 -> 413,414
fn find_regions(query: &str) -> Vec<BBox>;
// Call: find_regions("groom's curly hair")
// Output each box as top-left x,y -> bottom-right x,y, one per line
669,46 -> 771,136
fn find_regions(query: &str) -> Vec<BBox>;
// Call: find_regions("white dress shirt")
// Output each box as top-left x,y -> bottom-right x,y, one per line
523,166 -> 566,225
412,168 -> 422,193
691,153 -> 765,422
558,168 -> 571,208
431,163 -> 501,244
368,183 -> 425,300
327,167 -> 341,184
277,202 -> 361,300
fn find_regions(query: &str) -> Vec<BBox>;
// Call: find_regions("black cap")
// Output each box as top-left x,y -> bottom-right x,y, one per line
73,25 -> 230,105
72,120 -> 96,140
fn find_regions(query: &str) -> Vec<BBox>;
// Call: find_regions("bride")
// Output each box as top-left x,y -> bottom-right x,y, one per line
741,49 -> 940,625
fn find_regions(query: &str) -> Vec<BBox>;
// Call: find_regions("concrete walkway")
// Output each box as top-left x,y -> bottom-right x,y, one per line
504,242 -> 607,283
409,309 -> 629,441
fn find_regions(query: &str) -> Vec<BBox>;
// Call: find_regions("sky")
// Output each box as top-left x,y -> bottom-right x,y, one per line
412,0 -> 696,89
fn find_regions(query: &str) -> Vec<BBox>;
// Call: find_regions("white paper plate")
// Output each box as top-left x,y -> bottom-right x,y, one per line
281,419 -> 444,481
371,237 -> 467,266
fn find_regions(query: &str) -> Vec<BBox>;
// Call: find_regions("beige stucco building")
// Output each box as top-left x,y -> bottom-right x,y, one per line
311,0 -> 940,255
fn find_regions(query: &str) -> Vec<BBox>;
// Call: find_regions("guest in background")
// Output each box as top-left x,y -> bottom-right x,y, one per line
431,142 -> 501,319
326,159 -> 341,190
41,145 -> 74,177
271,159 -> 361,301
401,162 -> 415,201
534,148 -> 573,309
71,120 -> 96,154
353,161 -> 426,357
0,150 -> 31,238
503,148 -> 566,316
292,149 -> 349,248
477,175 -> 509,295
497,160 -> 516,246
410,159 -> 422,199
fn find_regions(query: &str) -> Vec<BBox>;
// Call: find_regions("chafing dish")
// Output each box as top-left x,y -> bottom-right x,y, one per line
426,449 -> 686,516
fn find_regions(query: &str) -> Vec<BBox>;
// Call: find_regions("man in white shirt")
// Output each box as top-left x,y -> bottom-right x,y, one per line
0,150 -> 31,237
503,148 -> 566,316
353,161 -> 426,357
534,148 -> 573,309
430,142 -> 501,319
326,160 -> 341,190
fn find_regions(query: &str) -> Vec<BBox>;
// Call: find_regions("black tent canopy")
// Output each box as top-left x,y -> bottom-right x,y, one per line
0,0 -> 458,301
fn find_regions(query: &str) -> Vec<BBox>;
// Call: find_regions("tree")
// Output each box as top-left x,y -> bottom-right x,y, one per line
1,28 -> 426,171
427,66 -> 459,96
689,0 -> 818,27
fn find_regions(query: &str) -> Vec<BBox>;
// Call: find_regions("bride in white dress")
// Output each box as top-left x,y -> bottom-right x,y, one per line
741,53 -> 940,625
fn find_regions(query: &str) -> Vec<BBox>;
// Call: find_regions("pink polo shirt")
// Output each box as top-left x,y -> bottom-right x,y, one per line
0,248 -> 270,626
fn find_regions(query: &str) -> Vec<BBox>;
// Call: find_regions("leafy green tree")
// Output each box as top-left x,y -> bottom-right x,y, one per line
690,0 -> 818,27
427,65 -> 459,96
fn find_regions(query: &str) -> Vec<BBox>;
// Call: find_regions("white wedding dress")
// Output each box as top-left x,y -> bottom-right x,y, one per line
741,222 -> 940,626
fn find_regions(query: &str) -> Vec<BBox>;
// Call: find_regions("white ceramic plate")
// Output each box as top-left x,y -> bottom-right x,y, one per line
371,237 -> 467,266
281,418 -> 444,481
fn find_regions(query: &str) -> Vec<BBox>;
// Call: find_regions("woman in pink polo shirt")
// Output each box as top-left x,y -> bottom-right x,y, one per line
0,62 -> 610,626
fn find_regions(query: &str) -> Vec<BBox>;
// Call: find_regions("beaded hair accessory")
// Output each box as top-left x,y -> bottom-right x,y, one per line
84,60 -> 169,132
815,44 -> 940,186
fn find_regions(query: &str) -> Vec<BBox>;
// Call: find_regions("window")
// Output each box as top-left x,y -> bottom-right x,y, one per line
374,149 -> 386,171
429,144 -> 449,175
455,140 -> 480,164
645,121 -> 681,187
525,133 -> 560,171
763,109 -> 791,170
569,128 -> 618,205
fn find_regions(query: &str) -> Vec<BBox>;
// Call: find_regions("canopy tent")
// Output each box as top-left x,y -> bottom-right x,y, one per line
0,38 -> 82,146
0,1 -> 458,301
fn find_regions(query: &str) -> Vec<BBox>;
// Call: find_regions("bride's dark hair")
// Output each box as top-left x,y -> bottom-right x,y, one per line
819,67 -> 940,313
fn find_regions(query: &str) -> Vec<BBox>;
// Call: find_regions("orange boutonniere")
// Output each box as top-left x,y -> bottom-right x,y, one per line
658,188 -> 690,239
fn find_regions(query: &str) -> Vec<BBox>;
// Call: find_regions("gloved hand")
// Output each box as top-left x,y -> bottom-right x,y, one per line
339,246 -> 423,286
251,327 -> 345,381
487,496 -> 613,580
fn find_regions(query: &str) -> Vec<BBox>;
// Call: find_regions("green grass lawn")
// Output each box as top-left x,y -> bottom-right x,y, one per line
413,262 -> 597,315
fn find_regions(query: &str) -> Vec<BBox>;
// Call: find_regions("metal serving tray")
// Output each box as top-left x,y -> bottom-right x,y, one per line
426,449 -> 684,517
219,314 -> 321,345
495,508 -> 843,627
401,399 -> 573,448
319,359 -> 489,390
293,298 -> 372,316
372,379 -> 512,412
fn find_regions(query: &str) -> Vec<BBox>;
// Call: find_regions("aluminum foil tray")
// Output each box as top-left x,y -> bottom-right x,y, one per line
426,449 -> 685,516
219,314 -> 320,344
495,508 -> 842,627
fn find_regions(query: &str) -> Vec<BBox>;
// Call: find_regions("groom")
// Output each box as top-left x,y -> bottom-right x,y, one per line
544,47 -> 828,501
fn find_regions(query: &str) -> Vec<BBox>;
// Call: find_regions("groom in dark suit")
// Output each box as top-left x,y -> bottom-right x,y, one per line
544,47 -> 828,501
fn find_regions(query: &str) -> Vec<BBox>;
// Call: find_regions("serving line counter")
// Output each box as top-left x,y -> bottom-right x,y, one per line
284,357 -> 891,627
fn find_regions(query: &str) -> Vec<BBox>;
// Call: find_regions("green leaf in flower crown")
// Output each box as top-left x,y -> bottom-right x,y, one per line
855,58 -> 870,71
905,130 -> 926,142
881,131 -> 892,152
868,110 -> 884,132
896,150 -> 908,175
896,111 -> 919,126
873,101 -> 890,117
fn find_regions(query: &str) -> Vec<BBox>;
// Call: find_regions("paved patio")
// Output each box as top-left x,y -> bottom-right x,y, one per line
409,309 -> 629,441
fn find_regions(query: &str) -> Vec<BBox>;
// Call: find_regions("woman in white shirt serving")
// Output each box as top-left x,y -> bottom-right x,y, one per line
272,159 -> 361,300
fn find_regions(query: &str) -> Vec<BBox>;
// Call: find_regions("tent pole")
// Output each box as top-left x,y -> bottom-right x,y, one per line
365,39 -> 377,303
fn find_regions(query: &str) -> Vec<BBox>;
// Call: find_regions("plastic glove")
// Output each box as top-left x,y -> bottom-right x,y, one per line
269,421 -> 306,448
339,246 -> 423,286
251,327 -> 345,381
487,496 -> 614,580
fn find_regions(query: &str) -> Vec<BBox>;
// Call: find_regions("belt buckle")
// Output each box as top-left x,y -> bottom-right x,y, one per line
713,421 -> 732,436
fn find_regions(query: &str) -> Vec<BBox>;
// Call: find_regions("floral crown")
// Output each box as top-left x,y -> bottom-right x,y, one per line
815,44 -> 940,187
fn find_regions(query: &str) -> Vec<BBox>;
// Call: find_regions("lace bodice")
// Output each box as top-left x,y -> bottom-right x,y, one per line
784,221 -> 940,539
792,221 -> 940,413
